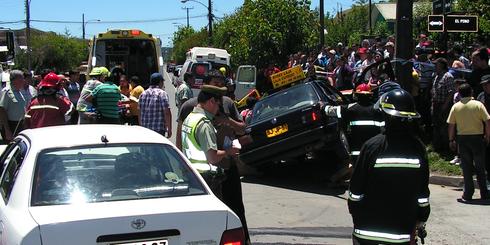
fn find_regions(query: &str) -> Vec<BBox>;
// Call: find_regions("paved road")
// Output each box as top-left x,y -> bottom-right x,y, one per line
242,162 -> 490,244
163,65 -> 490,244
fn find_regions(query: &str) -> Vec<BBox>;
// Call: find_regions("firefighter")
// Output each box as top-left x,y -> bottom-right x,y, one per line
25,72 -> 73,129
348,89 -> 430,245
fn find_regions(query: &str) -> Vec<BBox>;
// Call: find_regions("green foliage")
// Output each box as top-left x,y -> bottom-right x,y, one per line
325,3 -> 369,47
170,27 -> 207,64
14,32 -> 87,73
427,146 -> 462,176
215,0 -> 318,68
373,20 -> 392,37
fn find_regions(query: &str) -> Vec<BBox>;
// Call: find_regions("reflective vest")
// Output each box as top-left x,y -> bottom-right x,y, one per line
181,111 -> 218,174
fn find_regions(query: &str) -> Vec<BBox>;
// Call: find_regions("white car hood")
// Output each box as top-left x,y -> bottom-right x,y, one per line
29,195 -> 240,245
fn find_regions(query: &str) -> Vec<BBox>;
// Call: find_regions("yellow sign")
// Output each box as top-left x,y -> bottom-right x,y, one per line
270,66 -> 306,89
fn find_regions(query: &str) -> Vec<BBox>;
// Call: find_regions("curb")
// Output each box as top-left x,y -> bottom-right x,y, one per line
429,174 -> 464,187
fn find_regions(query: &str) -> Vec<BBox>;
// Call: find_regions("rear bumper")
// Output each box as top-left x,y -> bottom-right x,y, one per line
239,123 -> 338,166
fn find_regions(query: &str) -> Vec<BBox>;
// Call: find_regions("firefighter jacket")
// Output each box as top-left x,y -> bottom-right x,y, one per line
25,94 -> 73,129
340,102 -> 384,157
348,132 -> 430,244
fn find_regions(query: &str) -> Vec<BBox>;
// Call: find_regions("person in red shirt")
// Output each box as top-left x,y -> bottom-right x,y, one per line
25,72 -> 73,129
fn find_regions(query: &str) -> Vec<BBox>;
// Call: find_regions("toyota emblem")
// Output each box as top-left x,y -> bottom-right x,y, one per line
131,219 -> 146,230
271,118 -> 277,124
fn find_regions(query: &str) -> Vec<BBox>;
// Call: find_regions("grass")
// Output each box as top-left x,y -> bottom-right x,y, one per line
427,145 -> 462,176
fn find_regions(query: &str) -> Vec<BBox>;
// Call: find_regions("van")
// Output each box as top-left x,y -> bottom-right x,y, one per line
179,47 -> 231,89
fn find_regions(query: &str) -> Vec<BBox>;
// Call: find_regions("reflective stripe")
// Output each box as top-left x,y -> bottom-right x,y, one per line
353,229 -> 411,243
350,120 -> 385,127
30,105 -> 60,110
24,114 -> 31,118
348,191 -> 364,201
374,158 -> 421,169
351,151 -> 360,156
182,112 -> 210,168
418,197 -> 430,207
191,163 -> 218,173
336,106 -> 341,118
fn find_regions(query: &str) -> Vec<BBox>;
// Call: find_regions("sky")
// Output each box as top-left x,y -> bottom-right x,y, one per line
1,0 -> 356,47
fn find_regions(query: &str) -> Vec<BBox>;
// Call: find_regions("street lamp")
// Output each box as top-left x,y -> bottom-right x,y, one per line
82,14 -> 100,40
181,0 -> 212,46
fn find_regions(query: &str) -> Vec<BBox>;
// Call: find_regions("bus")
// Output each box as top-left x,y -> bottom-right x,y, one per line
87,29 -> 164,88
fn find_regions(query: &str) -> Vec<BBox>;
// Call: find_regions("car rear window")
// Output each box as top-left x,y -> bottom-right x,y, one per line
251,84 -> 318,123
31,144 -> 207,206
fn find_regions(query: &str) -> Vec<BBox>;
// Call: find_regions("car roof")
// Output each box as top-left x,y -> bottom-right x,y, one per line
20,125 -> 170,149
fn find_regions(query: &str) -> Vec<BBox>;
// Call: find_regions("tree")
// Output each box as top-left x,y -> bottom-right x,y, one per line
170,27 -> 207,64
174,0 -> 318,69
15,31 -> 87,73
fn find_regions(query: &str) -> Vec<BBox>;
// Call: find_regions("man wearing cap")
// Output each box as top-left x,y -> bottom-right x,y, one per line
25,72 -> 73,129
139,73 -> 172,137
448,83 -> 490,202
477,74 -> 490,184
77,67 -> 108,124
181,84 -> 239,193
178,70 -> 250,243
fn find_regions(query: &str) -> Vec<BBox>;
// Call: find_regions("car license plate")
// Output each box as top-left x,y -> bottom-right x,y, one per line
112,239 -> 168,245
266,124 -> 288,138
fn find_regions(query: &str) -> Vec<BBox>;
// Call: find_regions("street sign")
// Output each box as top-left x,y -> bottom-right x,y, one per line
270,66 -> 305,89
446,15 -> 478,32
428,15 -> 444,32
433,0 -> 451,15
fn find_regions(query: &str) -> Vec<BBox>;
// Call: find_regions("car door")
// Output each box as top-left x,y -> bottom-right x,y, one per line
0,138 -> 29,243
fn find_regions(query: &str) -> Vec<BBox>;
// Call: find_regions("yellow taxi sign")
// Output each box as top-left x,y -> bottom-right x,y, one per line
270,66 -> 306,89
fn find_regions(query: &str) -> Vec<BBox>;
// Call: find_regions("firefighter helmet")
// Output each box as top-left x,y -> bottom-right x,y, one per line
375,89 -> 420,119
355,83 -> 372,94
38,72 -> 60,89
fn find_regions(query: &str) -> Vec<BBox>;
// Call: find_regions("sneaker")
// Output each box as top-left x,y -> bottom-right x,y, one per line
450,156 -> 460,165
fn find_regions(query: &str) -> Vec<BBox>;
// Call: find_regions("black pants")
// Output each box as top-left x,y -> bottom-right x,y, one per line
432,103 -> 450,153
486,145 -> 490,183
457,135 -> 489,199
221,158 -> 250,243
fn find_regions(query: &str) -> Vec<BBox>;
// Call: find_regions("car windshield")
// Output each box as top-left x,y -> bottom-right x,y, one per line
31,144 -> 207,206
251,84 -> 318,123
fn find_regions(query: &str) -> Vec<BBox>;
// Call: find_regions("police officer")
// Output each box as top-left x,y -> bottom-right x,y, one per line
348,89 -> 430,245
181,84 -> 240,197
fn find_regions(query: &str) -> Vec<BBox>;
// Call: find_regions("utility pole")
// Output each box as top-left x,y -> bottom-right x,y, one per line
395,0 -> 414,93
182,6 -> 193,28
208,0 -> 212,46
25,0 -> 31,71
369,0 -> 372,35
319,0 -> 324,48
82,13 -> 85,40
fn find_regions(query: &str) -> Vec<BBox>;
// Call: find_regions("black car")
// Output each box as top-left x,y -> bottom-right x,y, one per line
239,80 -> 350,167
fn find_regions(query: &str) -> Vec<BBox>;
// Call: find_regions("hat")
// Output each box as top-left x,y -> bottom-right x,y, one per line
480,74 -> 490,85
337,42 -> 343,46
150,73 -> 164,84
98,67 -> 110,77
329,50 -> 336,55
89,67 -> 102,76
357,47 -> 368,54
385,41 -> 395,47
201,84 -> 227,96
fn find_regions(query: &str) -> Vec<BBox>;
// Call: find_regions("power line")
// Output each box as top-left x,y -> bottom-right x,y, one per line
26,14 -> 208,25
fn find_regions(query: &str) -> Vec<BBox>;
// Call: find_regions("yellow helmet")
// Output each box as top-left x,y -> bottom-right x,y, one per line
99,67 -> 110,77
219,67 -> 227,75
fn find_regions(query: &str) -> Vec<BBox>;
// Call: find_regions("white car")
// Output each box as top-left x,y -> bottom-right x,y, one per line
0,125 -> 244,245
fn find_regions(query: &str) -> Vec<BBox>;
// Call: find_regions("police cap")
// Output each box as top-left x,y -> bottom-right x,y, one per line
201,84 -> 227,96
